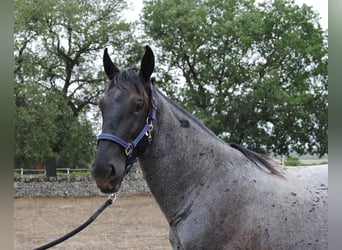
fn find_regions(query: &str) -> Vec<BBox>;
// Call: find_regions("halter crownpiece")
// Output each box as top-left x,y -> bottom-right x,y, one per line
97,81 -> 157,174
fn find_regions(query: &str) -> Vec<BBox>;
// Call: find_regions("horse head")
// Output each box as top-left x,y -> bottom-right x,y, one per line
92,46 -> 155,193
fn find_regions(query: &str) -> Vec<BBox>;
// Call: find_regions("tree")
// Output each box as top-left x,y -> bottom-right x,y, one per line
14,82 -> 58,170
14,82 -> 96,175
142,0 -> 328,157
14,0 -> 142,115
14,0 -> 142,175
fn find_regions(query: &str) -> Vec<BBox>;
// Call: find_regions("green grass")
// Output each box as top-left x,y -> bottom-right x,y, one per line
284,156 -> 302,166
284,156 -> 328,166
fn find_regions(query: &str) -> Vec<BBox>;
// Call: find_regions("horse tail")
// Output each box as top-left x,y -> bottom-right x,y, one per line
229,143 -> 284,178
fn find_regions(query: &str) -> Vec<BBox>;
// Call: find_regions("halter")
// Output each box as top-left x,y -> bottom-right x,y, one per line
97,81 -> 157,174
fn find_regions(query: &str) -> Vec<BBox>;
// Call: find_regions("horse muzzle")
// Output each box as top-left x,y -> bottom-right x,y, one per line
92,159 -> 126,193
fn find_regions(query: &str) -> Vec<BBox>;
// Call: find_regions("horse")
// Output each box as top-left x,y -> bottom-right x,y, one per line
92,46 -> 328,249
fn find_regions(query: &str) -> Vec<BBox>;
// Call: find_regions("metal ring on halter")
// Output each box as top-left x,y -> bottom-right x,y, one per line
108,193 -> 117,203
145,117 -> 154,142
146,117 -> 153,126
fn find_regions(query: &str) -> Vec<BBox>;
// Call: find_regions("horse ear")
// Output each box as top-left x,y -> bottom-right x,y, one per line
103,48 -> 120,79
140,45 -> 155,82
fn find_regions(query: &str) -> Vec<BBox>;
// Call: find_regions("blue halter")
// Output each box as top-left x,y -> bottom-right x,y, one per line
97,82 -> 157,174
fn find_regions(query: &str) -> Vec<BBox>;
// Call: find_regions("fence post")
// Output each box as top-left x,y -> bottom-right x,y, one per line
21,168 -> 23,178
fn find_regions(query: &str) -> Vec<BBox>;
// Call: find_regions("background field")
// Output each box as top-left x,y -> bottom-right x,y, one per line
14,194 -> 171,249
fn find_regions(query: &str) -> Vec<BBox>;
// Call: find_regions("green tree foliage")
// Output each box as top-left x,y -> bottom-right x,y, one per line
15,0 -> 140,116
14,83 -> 95,171
14,0 -> 142,175
15,82 -> 58,168
142,0 -> 328,157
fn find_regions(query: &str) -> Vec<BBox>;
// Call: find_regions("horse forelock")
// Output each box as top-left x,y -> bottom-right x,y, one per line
105,67 -> 149,106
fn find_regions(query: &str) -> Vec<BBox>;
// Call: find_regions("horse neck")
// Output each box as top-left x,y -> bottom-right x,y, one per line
138,89 -> 225,222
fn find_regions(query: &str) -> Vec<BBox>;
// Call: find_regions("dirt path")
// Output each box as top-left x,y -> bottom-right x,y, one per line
14,194 -> 171,249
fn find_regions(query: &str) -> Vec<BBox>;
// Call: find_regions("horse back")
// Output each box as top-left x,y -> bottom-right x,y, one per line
170,164 -> 328,249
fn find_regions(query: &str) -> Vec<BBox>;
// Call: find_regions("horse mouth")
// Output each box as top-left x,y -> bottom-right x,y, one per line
94,178 -> 122,194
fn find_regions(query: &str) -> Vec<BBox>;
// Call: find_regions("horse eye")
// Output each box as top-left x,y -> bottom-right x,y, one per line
134,102 -> 144,113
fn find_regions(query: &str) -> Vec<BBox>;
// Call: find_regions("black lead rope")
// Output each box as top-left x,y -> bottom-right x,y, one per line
34,193 -> 117,250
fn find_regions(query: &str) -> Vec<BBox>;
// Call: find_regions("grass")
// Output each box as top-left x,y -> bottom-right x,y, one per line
284,156 -> 302,166
284,156 -> 328,166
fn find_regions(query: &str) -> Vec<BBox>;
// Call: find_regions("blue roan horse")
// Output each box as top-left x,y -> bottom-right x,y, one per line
92,46 -> 328,249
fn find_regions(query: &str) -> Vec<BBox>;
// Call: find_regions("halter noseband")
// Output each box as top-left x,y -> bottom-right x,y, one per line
97,82 -> 157,174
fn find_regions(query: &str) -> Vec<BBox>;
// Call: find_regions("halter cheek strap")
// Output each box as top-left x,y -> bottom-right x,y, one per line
97,82 -> 157,174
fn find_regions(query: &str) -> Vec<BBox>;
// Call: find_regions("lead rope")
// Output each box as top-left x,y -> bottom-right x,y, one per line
34,193 -> 117,250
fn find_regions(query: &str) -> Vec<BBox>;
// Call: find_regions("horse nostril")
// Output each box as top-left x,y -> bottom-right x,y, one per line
92,162 -> 114,180
109,163 -> 116,177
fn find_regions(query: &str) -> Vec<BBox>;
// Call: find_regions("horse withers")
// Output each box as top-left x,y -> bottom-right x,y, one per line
92,46 -> 328,249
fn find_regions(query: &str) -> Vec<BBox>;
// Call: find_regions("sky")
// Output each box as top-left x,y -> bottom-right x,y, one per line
294,0 -> 328,29
124,0 -> 328,30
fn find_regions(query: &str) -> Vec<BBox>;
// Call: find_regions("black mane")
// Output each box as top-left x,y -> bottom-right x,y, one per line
229,143 -> 283,177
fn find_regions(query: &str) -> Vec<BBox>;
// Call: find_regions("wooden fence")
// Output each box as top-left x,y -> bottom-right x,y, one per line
14,168 -> 90,177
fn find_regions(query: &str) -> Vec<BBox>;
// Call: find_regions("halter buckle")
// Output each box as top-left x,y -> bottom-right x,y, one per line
125,144 -> 133,156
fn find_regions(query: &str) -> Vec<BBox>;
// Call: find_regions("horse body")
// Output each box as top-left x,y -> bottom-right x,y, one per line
138,90 -> 328,249
92,46 -> 328,249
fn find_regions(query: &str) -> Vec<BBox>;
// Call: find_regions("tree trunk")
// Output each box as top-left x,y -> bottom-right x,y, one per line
44,158 -> 57,177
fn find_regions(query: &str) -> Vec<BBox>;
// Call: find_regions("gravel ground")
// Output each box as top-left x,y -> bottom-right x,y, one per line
14,194 -> 171,250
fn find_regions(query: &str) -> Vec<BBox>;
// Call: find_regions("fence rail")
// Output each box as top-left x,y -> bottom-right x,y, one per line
14,156 -> 327,178
14,168 -> 90,178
